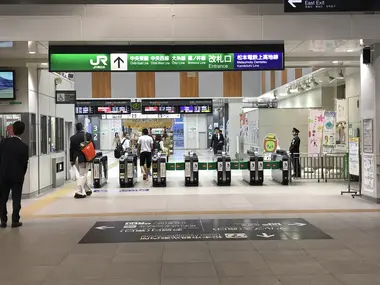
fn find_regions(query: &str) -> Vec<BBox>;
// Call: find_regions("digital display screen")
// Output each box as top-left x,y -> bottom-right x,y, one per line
0,71 -> 15,100
75,100 -> 131,115
142,99 -> 213,115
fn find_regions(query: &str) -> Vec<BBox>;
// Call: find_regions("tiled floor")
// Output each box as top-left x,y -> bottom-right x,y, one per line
1,150 -> 380,284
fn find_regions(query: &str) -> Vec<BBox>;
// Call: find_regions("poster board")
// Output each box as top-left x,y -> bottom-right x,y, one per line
308,109 -> 324,154
363,119 -> 373,153
363,154 -> 375,193
348,137 -> 359,176
322,111 -> 336,149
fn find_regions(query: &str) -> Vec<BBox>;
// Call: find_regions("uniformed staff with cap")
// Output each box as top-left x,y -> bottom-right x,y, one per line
289,127 -> 301,178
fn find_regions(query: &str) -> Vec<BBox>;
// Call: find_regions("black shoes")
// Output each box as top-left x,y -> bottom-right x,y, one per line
11,222 -> 22,228
74,193 -> 87,199
86,191 -> 93,196
0,222 -> 23,228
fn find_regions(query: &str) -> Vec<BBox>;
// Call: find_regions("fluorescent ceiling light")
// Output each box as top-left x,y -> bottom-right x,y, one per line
29,51 -> 36,54
332,60 -> 339,64
0,41 -> 13,48
41,62 -> 48,66
347,49 -> 354,52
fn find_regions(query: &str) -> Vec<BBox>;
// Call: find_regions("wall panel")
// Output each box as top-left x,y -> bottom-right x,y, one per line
223,71 -> 242,97
111,73 -> 136,98
156,72 -> 180,98
242,71 -> 261,97
270,70 -> 276,90
199,72 -> 223,97
261,71 -> 266,94
136,72 -> 155,98
92,72 -> 111,98
281,70 -> 288,85
180,72 -> 199,97
295,68 -> 302,80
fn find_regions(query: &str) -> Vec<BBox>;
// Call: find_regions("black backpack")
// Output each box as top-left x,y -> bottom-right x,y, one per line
114,139 -> 126,159
153,141 -> 161,152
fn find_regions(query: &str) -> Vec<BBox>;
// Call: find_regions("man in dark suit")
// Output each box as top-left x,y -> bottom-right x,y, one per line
210,127 -> 225,155
0,121 -> 29,228
289,127 -> 301,178
70,123 -> 93,199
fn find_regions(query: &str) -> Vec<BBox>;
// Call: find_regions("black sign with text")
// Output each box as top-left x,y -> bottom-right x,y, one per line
75,99 -> 131,115
79,218 -> 332,244
55,90 -> 76,104
141,99 -> 213,115
285,0 -> 380,12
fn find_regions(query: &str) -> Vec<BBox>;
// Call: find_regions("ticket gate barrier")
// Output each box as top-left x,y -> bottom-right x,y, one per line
185,152 -> 199,186
152,154 -> 167,187
214,154 -> 231,186
271,150 -> 290,185
243,152 -> 264,186
119,152 -> 138,187
92,152 -> 108,188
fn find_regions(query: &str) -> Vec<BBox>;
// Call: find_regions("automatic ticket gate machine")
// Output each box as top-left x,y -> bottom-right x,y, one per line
214,153 -> 231,186
271,150 -> 290,185
92,152 -> 108,188
152,153 -> 167,187
119,152 -> 138,187
243,151 -> 264,186
185,152 -> 199,186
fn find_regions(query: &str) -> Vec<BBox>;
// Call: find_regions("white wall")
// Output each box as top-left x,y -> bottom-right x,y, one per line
244,108 -> 309,154
183,114 -> 208,149
278,88 -> 322,109
346,72 -> 361,130
228,102 -> 243,158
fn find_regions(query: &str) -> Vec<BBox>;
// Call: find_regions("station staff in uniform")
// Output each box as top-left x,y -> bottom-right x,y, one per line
0,121 -> 29,228
289,127 -> 301,178
210,127 -> 225,155
70,123 -> 93,199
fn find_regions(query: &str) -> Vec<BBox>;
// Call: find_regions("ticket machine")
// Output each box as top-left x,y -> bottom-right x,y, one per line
119,152 -> 138,187
184,152 -> 199,186
152,153 -> 167,187
92,152 -> 108,188
214,153 -> 231,186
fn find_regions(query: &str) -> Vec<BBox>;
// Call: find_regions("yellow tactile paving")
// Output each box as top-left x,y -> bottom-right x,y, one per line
23,160 -> 119,217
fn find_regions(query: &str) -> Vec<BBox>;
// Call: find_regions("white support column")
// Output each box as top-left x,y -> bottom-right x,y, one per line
360,44 -> 380,202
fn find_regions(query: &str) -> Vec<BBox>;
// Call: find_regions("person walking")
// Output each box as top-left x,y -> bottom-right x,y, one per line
137,128 -> 153,181
289,127 -> 301,178
210,127 -> 225,155
0,121 -> 29,228
112,132 -> 121,149
70,123 -> 93,199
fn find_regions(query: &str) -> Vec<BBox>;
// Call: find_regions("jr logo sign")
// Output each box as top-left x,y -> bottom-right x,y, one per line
90,55 -> 108,69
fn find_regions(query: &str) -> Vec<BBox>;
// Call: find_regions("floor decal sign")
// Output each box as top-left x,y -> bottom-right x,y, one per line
79,218 -> 332,244
93,188 -> 150,193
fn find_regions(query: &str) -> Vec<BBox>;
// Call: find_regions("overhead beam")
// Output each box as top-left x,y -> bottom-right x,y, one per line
0,0 -> 282,4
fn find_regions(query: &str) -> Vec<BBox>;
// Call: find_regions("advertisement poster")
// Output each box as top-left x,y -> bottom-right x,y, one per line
363,119 -> 373,153
363,154 -> 375,193
336,99 -> 348,122
322,111 -> 336,148
349,137 -> 360,176
308,110 -> 324,154
240,113 -> 248,137
263,133 -> 279,153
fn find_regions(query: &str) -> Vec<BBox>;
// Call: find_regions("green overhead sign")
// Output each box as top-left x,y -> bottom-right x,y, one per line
49,52 -> 284,72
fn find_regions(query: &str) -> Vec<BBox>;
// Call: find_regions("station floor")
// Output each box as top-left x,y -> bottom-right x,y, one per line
2,150 -> 380,285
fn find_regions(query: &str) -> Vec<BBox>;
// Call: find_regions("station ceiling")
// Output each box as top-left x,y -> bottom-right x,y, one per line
0,40 -> 361,68
0,0 -> 282,4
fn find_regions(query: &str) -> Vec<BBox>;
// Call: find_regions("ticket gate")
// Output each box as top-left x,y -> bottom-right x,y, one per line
119,152 -> 138,187
243,151 -> 264,186
92,152 -> 108,188
185,152 -> 199,186
214,154 -> 231,186
152,153 -> 167,187
271,150 -> 290,185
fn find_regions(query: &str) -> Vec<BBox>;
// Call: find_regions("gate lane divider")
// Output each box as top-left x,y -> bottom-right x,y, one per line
166,161 -> 281,170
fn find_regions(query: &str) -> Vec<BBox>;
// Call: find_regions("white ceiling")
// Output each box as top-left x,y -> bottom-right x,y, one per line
259,67 -> 359,100
0,40 -> 361,67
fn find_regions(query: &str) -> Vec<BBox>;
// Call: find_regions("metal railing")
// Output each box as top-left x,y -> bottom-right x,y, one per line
290,153 -> 348,182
